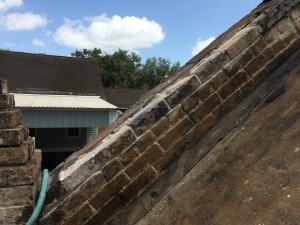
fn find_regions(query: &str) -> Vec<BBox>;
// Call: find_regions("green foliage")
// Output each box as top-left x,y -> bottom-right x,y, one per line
71,48 -> 180,89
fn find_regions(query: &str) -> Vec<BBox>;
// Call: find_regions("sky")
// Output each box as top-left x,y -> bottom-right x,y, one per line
0,0 -> 262,65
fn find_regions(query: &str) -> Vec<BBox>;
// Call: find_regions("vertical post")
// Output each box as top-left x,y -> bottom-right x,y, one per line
0,78 -> 41,224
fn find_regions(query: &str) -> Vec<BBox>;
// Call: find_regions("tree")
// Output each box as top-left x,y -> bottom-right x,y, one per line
71,48 -> 180,89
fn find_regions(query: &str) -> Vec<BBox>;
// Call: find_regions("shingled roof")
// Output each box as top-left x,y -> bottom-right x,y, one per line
0,51 -> 106,97
104,88 -> 149,109
39,0 -> 300,224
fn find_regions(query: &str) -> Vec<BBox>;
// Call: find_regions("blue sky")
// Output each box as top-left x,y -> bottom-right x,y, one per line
0,0 -> 262,64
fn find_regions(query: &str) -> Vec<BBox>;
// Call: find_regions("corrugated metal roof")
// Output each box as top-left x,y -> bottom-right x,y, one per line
12,93 -> 117,109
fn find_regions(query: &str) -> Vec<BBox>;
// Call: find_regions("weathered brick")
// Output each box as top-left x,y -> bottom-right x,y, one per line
223,59 -> 240,77
0,79 -> 8,95
250,12 -> 269,34
134,130 -> 156,153
186,113 -> 217,146
240,79 -> 256,96
0,143 -> 29,165
262,47 -> 275,60
153,139 -> 189,172
219,26 -> 260,59
290,4 -> 300,33
158,117 -> 193,150
0,110 -> 22,129
98,128 -> 136,163
120,145 -> 139,166
129,100 -> 169,136
0,206 -> 33,224
64,203 -> 95,225
181,93 -> 200,113
102,159 -> 123,180
251,38 -> 268,56
0,94 -> 14,109
167,105 -> 186,125
266,5 -> 286,29
190,93 -> 221,123
0,125 -> 26,146
109,172 -> 130,192
214,90 -> 243,118
0,185 -> 35,207
0,154 -> 40,187
46,172 -> 105,224
210,71 -> 228,90
165,75 -> 201,108
120,166 -> 157,203
86,197 -> 123,225
244,53 -> 268,76
252,67 -> 270,86
89,184 -> 115,210
191,51 -> 230,82
151,117 -> 170,138
196,82 -> 214,101
125,143 -> 163,178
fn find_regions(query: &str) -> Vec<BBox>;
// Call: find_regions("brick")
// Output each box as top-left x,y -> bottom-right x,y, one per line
151,117 -> 170,138
0,206 -> 33,224
0,79 -> 8,95
290,5 -> 300,33
210,71 -> 228,90
223,59 -> 240,77
250,12 -> 269,34
125,143 -> 163,178
102,159 -> 123,180
167,105 -> 186,125
98,128 -> 136,163
0,155 -> 39,187
120,166 -> 157,203
158,117 -> 193,150
0,125 -> 26,146
165,75 -> 201,108
89,184 -> 115,210
0,185 -> 35,207
191,51 -> 230,82
214,90 -> 243,118
262,47 -> 275,60
0,110 -> 22,129
252,68 -> 270,86
109,172 -> 130,192
153,139 -> 189,172
181,93 -> 200,113
186,113 -> 217,146
264,24 -> 281,43
49,172 -> 105,223
86,196 -> 123,225
64,203 -> 95,225
196,82 -> 214,101
120,145 -> 139,166
251,38 -> 268,56
0,94 -> 14,109
240,79 -> 256,96
266,5 -> 286,29
190,93 -> 221,123
129,100 -> 169,136
244,53 -> 268,76
0,143 -> 29,165
219,26 -> 260,59
134,130 -> 156,153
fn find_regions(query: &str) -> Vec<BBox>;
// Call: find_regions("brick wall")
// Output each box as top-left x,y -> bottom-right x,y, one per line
40,1 -> 300,224
0,79 -> 41,224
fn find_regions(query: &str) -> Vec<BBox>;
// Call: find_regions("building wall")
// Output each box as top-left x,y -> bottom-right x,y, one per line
21,109 -> 111,128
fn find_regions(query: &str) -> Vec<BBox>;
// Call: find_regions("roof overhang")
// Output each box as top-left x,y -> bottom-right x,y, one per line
11,93 -> 117,110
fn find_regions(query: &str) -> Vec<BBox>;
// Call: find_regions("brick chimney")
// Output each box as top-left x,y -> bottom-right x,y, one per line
0,78 -> 41,224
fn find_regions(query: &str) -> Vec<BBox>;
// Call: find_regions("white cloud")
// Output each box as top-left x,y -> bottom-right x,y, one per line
0,0 -> 23,12
53,14 -> 165,52
32,38 -> 45,47
192,37 -> 215,56
0,12 -> 48,31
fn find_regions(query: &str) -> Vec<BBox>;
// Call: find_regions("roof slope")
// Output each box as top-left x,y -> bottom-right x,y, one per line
104,88 -> 148,109
0,51 -> 105,97
39,0 -> 300,224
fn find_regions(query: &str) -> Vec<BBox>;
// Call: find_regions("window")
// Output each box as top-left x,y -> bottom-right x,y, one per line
66,128 -> 81,138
